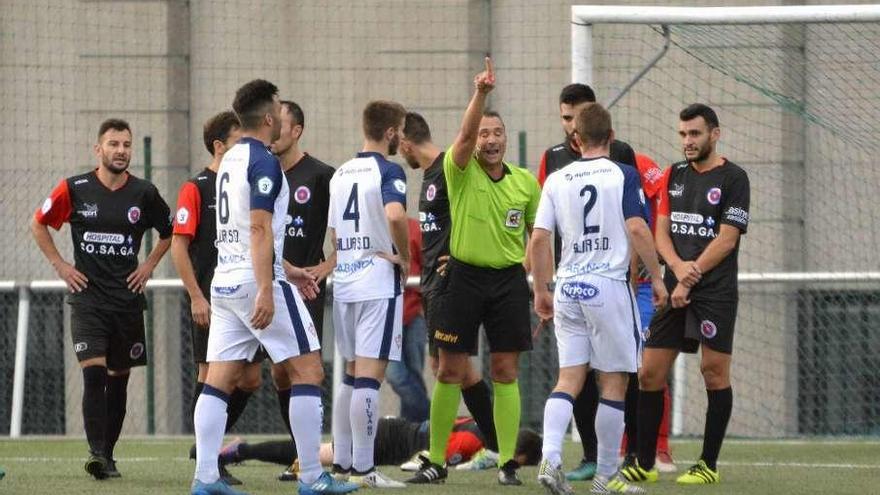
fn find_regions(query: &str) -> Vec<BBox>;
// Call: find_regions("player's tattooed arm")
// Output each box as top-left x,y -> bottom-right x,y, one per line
451,57 -> 495,169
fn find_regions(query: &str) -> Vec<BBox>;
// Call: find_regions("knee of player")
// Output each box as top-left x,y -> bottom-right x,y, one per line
489,363 -> 518,384
436,364 -> 466,384
637,366 -> 666,391
270,363 -> 292,389
237,370 -> 263,392
699,362 -> 729,388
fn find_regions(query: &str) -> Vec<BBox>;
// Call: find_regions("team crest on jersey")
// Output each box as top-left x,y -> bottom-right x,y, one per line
41,198 -> 52,214
176,207 -> 189,225
706,187 -> 722,205
294,186 -> 311,204
129,343 -> 145,359
426,184 -> 437,201
127,206 -> 141,224
700,320 -> 717,339
505,209 -> 524,228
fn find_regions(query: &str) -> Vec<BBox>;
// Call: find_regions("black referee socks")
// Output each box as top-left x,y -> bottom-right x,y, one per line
276,387 -> 293,438
462,380 -> 498,452
82,365 -> 108,456
701,387 -> 733,470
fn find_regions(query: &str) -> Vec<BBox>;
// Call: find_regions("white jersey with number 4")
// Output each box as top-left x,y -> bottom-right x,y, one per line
329,151 -> 407,302
534,157 -> 646,281
212,136 -> 288,286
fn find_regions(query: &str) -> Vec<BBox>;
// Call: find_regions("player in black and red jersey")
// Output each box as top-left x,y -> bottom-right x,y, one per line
268,100 -> 335,480
621,104 -> 750,486
536,83 -> 637,482
31,118 -> 172,480
171,111 -> 259,485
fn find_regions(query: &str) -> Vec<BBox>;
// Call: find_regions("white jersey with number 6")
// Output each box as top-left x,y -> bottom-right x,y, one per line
329,151 -> 407,302
534,157 -> 647,281
212,136 -> 288,286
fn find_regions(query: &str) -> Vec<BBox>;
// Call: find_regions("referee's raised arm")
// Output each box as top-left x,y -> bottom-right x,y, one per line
450,56 -> 495,169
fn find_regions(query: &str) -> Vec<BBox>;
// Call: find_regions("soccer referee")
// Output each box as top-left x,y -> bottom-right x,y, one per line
409,57 -> 541,486
32,119 -> 172,480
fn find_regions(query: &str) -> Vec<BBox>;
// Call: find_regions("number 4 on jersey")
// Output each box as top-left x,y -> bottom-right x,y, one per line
343,183 -> 360,232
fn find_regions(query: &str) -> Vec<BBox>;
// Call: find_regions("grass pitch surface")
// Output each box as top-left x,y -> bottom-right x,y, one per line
0,437 -> 877,494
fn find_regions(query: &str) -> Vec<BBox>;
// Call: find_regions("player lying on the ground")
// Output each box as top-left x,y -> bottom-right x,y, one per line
216,416 -> 542,481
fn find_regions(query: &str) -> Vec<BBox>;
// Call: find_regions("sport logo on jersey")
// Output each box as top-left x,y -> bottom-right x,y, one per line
294,186 -> 311,204
700,320 -> 717,339
78,203 -> 99,218
426,184 -> 437,201
127,206 -> 141,224
706,187 -> 722,205
257,177 -> 274,195
176,207 -> 189,225
505,209 -> 523,228
560,282 -> 600,301
669,183 -> 685,198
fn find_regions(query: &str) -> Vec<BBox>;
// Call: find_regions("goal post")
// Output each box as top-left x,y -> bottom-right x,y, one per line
570,5 -> 880,438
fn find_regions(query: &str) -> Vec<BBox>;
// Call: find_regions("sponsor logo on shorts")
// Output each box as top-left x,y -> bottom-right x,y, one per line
560,282 -> 600,301
176,207 -> 189,225
83,232 -> 125,244
307,322 -> 317,337
294,186 -> 311,204
127,206 -> 141,224
426,184 -> 437,201
505,209 -> 523,228
706,187 -> 722,205
129,343 -> 145,359
700,320 -> 717,339
41,198 -> 52,214
213,285 -> 242,296
74,342 -> 88,353
434,330 -> 458,344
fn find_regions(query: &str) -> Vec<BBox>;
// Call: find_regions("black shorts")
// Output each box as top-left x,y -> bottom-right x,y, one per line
424,289 -> 477,358
71,304 -> 147,370
646,298 -> 737,354
434,258 -> 532,354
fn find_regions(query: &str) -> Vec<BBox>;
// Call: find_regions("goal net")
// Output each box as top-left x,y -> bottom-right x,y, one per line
572,5 -> 880,437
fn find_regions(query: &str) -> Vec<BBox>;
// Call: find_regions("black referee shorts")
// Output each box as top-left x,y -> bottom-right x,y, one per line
424,288 -> 477,358
433,258 -> 532,354
71,304 -> 147,370
646,297 -> 737,354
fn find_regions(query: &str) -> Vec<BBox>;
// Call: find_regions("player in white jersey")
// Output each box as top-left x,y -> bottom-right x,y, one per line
529,103 -> 667,495
191,79 -> 357,495
328,101 -> 410,489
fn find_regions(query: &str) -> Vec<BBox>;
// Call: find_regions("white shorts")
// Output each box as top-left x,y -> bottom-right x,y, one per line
333,295 -> 403,362
554,274 -> 641,372
208,280 -> 320,363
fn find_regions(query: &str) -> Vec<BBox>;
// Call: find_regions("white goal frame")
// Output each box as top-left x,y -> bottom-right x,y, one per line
570,4 -> 880,437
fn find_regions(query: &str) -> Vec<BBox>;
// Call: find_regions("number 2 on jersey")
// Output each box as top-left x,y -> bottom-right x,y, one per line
343,183 -> 360,232
580,184 -> 600,234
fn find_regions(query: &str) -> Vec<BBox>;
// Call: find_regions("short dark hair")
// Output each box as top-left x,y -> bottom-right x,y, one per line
481,109 -> 505,128
98,118 -> 131,140
232,79 -> 279,129
403,112 -> 432,144
575,103 -> 613,148
514,428 -> 542,466
362,100 -> 406,142
559,83 -> 596,106
202,111 -> 240,156
281,100 -> 305,128
680,103 -> 719,128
